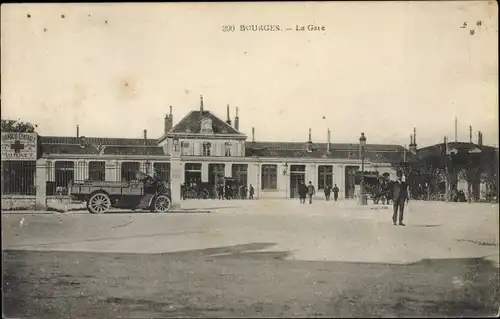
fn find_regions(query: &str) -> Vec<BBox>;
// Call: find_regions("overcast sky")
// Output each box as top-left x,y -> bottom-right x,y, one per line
1,2 -> 498,147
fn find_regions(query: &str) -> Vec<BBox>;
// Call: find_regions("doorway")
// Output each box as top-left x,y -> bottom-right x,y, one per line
208,163 -> 225,187
289,165 -> 306,198
184,163 -> 202,185
345,165 -> 359,199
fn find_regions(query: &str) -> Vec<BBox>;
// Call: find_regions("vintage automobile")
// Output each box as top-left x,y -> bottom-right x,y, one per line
68,171 -> 172,214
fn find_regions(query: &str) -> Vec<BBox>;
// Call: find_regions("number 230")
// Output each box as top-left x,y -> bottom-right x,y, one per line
221,25 -> 235,32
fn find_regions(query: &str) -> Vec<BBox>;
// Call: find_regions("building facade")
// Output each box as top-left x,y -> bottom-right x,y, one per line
2,96 -> 407,200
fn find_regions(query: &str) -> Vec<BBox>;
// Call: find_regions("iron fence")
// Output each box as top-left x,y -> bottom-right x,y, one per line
43,161 -> 171,195
1,160 -> 37,195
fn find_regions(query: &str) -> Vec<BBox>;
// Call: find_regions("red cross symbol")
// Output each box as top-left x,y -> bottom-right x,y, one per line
10,140 -> 25,153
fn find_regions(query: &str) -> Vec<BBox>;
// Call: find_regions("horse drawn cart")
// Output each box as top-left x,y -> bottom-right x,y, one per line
68,171 -> 172,214
359,173 -> 393,205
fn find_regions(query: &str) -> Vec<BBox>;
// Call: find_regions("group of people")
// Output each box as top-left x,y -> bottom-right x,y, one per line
297,181 -> 340,204
295,171 -> 409,227
216,183 -> 255,200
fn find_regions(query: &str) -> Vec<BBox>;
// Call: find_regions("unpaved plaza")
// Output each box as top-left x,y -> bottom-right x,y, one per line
2,200 -> 499,318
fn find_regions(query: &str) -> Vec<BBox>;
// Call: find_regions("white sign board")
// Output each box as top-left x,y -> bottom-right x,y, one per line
1,132 -> 38,161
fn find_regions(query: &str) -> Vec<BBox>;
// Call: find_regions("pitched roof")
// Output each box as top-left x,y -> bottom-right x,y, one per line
39,135 -> 405,161
417,142 -> 498,158
168,110 -> 243,135
245,147 -> 405,163
41,136 -> 157,146
102,146 -> 166,156
246,141 -> 405,152
41,143 -> 101,155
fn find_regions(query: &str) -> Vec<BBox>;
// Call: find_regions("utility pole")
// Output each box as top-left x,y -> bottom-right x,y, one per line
455,117 -> 458,142
444,136 -> 449,202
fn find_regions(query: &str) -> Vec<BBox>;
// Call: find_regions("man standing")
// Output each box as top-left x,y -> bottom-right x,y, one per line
298,181 -> 307,204
307,181 -> 315,204
249,184 -> 254,200
324,184 -> 331,201
332,184 -> 340,201
392,171 -> 408,226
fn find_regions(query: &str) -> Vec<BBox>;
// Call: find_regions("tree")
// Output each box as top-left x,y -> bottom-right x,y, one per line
392,152 -> 446,199
1,118 -> 44,159
1,119 -> 38,133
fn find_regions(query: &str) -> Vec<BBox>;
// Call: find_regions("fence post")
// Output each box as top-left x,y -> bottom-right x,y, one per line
35,158 -> 47,210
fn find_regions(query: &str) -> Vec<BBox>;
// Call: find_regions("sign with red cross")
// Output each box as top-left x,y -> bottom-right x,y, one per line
1,132 -> 38,161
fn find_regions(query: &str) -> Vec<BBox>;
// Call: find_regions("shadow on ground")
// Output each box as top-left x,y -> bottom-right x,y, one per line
3,243 -> 499,318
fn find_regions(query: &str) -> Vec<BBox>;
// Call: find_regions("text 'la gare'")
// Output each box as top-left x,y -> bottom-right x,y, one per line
296,25 -> 326,32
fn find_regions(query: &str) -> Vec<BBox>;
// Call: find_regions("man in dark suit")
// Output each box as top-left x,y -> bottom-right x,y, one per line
392,171 -> 408,226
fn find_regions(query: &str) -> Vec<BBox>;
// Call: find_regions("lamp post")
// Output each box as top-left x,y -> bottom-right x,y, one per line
359,133 -> 367,205
283,162 -> 289,199
408,142 -> 418,200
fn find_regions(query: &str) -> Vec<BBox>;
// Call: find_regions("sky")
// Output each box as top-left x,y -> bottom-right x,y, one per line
1,2 -> 498,147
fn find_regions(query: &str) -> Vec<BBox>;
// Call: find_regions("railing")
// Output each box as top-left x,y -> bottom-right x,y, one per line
1,161 -> 37,195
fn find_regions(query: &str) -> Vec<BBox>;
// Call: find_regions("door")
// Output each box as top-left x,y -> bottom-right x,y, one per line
345,166 -> 359,199
289,165 -> 306,199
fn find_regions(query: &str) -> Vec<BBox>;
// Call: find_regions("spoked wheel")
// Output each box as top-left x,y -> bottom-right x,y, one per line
87,192 -> 111,214
200,188 -> 210,199
153,195 -> 172,213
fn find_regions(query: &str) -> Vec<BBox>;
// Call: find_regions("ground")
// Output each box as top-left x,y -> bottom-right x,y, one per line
2,199 -> 499,318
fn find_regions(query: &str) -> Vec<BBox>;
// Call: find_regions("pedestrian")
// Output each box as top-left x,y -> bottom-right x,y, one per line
217,183 -> 224,200
324,184 -> 331,201
392,171 -> 408,226
332,184 -> 339,201
298,181 -> 307,204
307,181 -> 315,204
249,184 -> 254,200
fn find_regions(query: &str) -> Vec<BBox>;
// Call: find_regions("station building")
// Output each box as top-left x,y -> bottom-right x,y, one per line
2,96 -> 408,200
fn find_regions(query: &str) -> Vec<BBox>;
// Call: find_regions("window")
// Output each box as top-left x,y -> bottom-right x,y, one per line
88,161 -> 105,181
181,141 -> 190,155
121,161 -> 140,182
225,142 -> 232,156
261,164 -> 277,189
203,142 -> 211,156
318,165 -> 333,189
153,162 -> 170,181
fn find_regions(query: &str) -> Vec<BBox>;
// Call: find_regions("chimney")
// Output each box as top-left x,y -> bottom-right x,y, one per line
326,128 -> 331,153
477,131 -> 483,146
410,134 -> 413,146
76,125 -> 79,139
307,128 -> 313,152
143,129 -> 147,141
252,127 -> 255,142
469,125 -> 472,143
164,106 -> 173,134
226,104 -> 232,125
234,107 -> 240,131
79,136 -> 86,148
455,116 -> 458,142
413,127 -> 417,147
200,95 -> 204,113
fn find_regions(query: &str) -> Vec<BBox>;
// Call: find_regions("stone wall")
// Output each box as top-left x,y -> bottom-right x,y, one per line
1,195 -> 84,211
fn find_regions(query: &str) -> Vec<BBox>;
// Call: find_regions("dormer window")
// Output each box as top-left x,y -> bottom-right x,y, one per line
225,142 -> 232,156
203,142 -> 212,156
